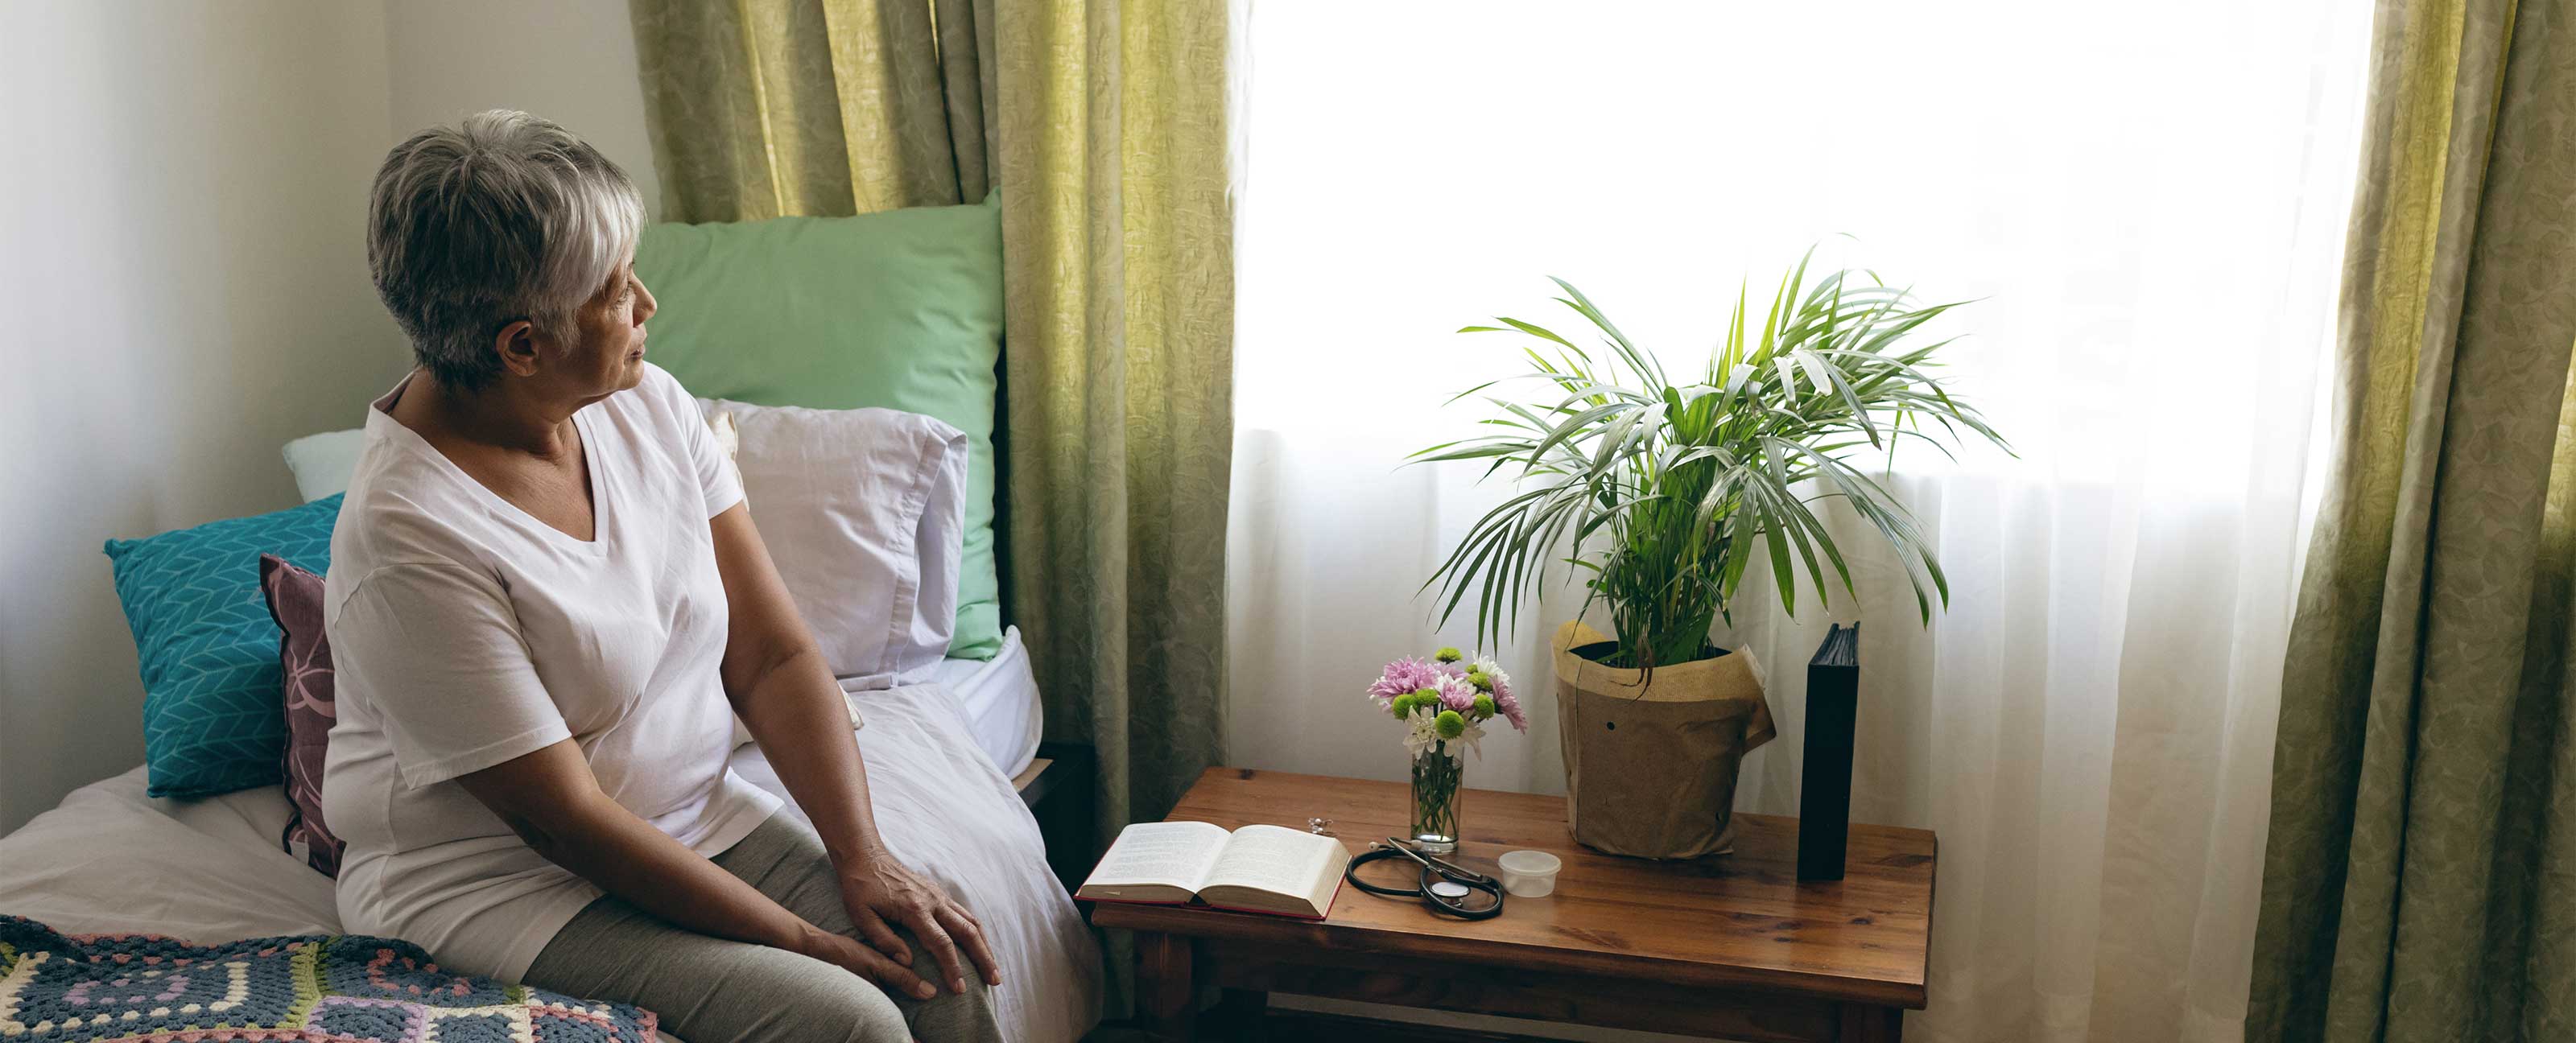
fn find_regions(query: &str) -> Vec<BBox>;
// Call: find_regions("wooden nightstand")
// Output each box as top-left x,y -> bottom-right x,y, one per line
1089,768 -> 1935,1041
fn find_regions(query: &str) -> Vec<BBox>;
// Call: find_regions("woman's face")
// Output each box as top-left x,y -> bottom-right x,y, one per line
561,255 -> 657,395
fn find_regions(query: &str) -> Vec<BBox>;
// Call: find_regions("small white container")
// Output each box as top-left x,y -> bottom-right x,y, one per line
1496,850 -> 1563,898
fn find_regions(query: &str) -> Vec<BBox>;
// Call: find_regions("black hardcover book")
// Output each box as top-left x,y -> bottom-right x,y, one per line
1797,623 -> 1860,881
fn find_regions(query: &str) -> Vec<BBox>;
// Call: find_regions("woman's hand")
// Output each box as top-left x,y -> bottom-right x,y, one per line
792,922 -> 940,1002
837,847 -> 1002,997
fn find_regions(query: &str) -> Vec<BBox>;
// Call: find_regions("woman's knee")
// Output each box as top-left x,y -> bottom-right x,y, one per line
661,945 -> 906,1043
898,943 -> 1002,1042
762,963 -> 910,1043
831,1000 -> 911,1043
810,974 -> 995,1043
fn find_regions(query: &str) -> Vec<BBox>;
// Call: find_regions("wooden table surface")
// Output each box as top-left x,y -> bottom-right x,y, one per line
1091,767 -> 1936,1011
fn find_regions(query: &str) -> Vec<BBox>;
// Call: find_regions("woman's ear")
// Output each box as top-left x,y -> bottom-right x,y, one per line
493,319 -> 541,378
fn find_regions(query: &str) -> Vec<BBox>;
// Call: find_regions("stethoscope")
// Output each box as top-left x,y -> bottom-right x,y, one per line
1344,837 -> 1506,920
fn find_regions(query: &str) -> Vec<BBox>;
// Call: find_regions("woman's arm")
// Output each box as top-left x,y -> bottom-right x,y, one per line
453,742 -> 935,998
336,559 -> 933,997
708,503 -> 1001,996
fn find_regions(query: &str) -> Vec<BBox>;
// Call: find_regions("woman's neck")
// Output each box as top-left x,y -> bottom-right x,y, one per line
392,371 -> 581,462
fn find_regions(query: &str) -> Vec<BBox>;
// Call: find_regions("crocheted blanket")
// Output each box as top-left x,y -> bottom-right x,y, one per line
0,916 -> 656,1041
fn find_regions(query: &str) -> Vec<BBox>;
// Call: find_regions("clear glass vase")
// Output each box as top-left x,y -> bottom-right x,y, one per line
1410,741 -> 1465,854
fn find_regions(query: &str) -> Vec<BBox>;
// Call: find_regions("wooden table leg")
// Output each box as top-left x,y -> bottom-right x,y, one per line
1137,931 -> 1196,1041
1835,1003 -> 1902,1042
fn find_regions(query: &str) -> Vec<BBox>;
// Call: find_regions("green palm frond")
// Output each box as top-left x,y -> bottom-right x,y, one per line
1412,252 -> 2010,671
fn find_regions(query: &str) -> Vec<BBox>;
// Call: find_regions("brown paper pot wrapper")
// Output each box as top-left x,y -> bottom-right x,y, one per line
1552,620 -> 1777,860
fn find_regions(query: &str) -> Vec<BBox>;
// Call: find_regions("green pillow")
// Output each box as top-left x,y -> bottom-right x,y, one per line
635,196 -> 1003,658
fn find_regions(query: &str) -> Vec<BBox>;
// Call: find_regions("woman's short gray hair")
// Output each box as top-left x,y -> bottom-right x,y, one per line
366,110 -> 645,391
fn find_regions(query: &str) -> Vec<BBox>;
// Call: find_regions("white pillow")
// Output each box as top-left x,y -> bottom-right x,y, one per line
283,402 -> 966,686
282,428 -> 367,502
702,398 -> 967,691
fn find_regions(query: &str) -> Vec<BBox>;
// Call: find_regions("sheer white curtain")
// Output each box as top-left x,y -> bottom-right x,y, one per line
1227,2 -> 2371,1041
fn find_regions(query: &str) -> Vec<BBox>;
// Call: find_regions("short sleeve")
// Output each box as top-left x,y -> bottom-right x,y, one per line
651,365 -> 743,519
328,563 -> 572,789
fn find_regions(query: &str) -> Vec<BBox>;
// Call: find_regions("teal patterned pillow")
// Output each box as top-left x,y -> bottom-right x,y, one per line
104,495 -> 341,798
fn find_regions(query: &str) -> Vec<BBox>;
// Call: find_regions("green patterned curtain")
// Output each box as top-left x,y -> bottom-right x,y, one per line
989,0 -> 1232,839
2248,2 -> 2576,1040
629,0 -> 1232,839
631,0 -> 993,220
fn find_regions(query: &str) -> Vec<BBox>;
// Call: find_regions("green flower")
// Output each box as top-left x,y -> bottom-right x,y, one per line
1466,669 -> 1493,691
1391,693 -> 1415,719
1472,694 -> 1496,719
1436,710 -> 1466,739
1434,646 -> 1463,664
1414,686 -> 1441,703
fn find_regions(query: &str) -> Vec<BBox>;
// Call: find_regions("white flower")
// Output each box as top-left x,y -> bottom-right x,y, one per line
1402,705 -> 1440,757
1455,714 -> 1488,760
1471,658 -> 1511,692
1402,704 -> 1488,761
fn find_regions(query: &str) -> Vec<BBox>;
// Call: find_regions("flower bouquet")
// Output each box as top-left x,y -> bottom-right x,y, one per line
1366,646 -> 1527,853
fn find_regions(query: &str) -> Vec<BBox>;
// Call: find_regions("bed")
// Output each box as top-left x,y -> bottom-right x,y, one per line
931,625 -> 1044,781
6,190 -> 1088,1039
0,629 -> 1099,1043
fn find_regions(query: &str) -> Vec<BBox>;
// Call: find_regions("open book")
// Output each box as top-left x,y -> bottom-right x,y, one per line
1076,821 -> 1352,920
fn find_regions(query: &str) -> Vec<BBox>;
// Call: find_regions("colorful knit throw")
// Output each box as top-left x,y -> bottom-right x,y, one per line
0,917 -> 656,1041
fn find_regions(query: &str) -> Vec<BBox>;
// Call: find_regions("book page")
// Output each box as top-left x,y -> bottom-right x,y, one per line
1304,838 -> 1354,916
1203,824 -> 1345,904
1081,820 -> 1232,893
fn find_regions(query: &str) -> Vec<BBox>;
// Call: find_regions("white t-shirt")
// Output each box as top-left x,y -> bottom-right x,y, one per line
320,362 -> 782,981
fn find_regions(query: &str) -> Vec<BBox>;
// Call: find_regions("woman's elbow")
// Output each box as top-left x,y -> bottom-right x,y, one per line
489,793 -> 615,865
453,748 -> 618,863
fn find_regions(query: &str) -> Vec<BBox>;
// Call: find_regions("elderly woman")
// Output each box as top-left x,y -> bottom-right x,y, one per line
322,110 -> 1001,1042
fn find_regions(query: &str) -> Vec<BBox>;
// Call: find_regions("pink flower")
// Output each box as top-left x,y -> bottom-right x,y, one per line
1470,657 -> 1527,733
1490,675 -> 1526,732
1433,673 -> 1480,713
1367,657 -> 1442,707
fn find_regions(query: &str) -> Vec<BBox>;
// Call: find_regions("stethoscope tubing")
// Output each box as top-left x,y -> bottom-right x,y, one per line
1345,842 -> 1506,921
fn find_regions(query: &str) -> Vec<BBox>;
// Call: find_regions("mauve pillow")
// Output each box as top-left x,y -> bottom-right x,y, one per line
258,554 -> 342,876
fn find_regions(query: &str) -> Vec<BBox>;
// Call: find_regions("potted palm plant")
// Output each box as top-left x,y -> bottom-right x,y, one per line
1415,252 -> 2007,859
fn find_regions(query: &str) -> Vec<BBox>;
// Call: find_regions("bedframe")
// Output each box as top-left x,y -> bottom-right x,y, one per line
0,677 -> 1103,1042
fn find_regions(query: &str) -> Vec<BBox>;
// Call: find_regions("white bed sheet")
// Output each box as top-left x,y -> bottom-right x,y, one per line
726,682 -> 1100,1041
0,684 -> 1098,1043
0,765 -> 336,942
933,625 -> 1043,778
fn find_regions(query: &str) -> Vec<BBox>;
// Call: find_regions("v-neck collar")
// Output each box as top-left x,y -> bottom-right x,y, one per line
367,373 -> 613,556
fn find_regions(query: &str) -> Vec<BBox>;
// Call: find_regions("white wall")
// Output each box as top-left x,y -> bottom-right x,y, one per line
0,0 -> 651,834
384,0 -> 662,218
0,0 -> 408,832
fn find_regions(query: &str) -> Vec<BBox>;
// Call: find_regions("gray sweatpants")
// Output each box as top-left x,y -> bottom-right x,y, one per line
521,813 -> 1003,1043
